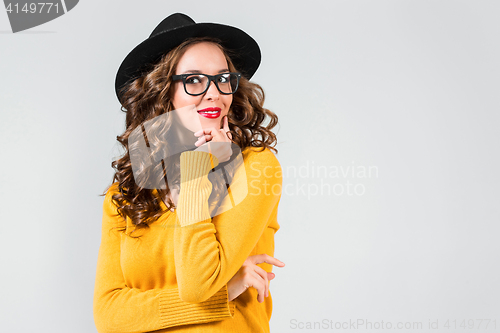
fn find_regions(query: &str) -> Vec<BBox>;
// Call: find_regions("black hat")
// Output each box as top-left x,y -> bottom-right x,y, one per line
115,13 -> 261,104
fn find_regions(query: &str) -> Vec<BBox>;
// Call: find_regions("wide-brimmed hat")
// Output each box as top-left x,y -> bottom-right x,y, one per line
115,13 -> 261,104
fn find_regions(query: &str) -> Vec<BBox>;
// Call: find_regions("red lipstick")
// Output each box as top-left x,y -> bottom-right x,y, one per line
198,107 -> 221,119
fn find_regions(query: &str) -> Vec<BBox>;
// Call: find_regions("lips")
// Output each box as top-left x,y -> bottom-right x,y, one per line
198,107 -> 221,119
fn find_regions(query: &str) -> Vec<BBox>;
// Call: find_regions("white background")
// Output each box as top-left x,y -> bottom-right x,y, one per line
1,1 -> 499,332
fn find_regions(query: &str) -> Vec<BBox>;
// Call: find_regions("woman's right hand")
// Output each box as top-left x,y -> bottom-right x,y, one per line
227,254 -> 285,303
193,116 -> 233,163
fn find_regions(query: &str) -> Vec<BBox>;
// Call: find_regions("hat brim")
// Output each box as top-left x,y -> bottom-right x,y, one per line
115,22 -> 261,104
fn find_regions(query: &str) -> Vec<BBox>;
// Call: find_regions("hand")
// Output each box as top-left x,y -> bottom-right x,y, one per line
193,115 -> 233,163
227,254 -> 285,303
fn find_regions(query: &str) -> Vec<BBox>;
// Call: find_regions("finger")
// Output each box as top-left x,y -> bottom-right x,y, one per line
252,265 -> 270,298
214,127 -> 229,142
194,135 -> 208,146
223,116 -> 231,136
194,131 -> 213,140
193,127 -> 217,137
267,272 -> 275,288
199,127 -> 228,142
201,134 -> 213,140
249,270 -> 266,303
219,128 -> 231,142
210,127 -> 227,142
219,115 -> 227,132
267,272 -> 276,297
197,126 -> 226,143
251,254 -> 285,267
195,135 -> 217,147
225,117 -> 233,140
195,133 -> 213,143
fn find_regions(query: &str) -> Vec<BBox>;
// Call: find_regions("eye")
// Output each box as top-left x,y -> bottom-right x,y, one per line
185,75 -> 202,84
218,74 -> 230,83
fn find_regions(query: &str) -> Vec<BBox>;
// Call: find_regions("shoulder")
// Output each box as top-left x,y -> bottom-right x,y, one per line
106,182 -> 120,194
242,146 -> 280,166
241,147 -> 282,185
104,182 -> 120,200
99,182 -> 128,234
102,182 -> 122,218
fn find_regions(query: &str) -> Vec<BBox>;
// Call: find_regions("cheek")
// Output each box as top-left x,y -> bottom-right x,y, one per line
172,89 -> 198,110
171,90 -> 186,109
223,95 -> 233,108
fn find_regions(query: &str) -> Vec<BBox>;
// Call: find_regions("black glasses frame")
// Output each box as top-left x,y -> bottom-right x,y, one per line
172,72 -> 242,96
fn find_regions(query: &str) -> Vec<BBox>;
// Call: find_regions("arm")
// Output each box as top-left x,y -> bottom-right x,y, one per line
174,148 -> 282,303
93,184 -> 235,333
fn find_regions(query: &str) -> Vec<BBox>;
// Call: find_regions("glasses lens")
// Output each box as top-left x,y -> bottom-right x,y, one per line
184,75 -> 209,95
216,73 -> 239,94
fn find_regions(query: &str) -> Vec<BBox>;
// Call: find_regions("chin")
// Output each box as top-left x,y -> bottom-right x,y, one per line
200,114 -> 226,128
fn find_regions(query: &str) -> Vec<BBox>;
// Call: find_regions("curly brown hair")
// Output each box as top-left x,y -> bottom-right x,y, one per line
104,36 -> 279,235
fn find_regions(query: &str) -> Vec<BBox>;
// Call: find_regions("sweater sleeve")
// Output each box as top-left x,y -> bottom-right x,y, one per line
93,184 -> 235,333
174,149 -> 282,303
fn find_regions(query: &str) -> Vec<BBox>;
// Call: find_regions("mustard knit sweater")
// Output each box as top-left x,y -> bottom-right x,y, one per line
93,147 -> 282,333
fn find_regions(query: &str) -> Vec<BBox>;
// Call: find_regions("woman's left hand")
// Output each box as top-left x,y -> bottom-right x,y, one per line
227,254 -> 285,303
193,115 -> 233,163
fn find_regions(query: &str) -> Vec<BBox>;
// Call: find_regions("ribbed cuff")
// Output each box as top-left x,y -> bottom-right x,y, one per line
159,285 -> 235,328
180,150 -> 219,182
177,151 -> 220,226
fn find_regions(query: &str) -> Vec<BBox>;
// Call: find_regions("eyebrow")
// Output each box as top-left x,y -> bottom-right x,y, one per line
181,69 -> 230,74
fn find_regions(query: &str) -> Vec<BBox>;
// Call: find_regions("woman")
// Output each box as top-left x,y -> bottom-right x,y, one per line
93,13 -> 284,333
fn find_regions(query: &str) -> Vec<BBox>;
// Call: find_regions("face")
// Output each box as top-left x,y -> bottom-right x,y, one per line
171,42 -> 233,132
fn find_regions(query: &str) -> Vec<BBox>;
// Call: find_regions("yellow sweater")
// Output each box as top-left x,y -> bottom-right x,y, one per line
93,147 -> 283,333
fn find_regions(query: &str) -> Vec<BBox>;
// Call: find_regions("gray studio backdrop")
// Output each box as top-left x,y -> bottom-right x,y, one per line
1,1 -> 499,332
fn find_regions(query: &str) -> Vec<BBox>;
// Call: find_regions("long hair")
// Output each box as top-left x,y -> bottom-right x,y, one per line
104,36 -> 278,236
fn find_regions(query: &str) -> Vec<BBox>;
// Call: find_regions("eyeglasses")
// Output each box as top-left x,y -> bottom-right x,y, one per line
172,72 -> 241,96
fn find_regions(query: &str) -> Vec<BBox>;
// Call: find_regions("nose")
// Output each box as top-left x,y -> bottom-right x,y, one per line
204,80 -> 220,100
